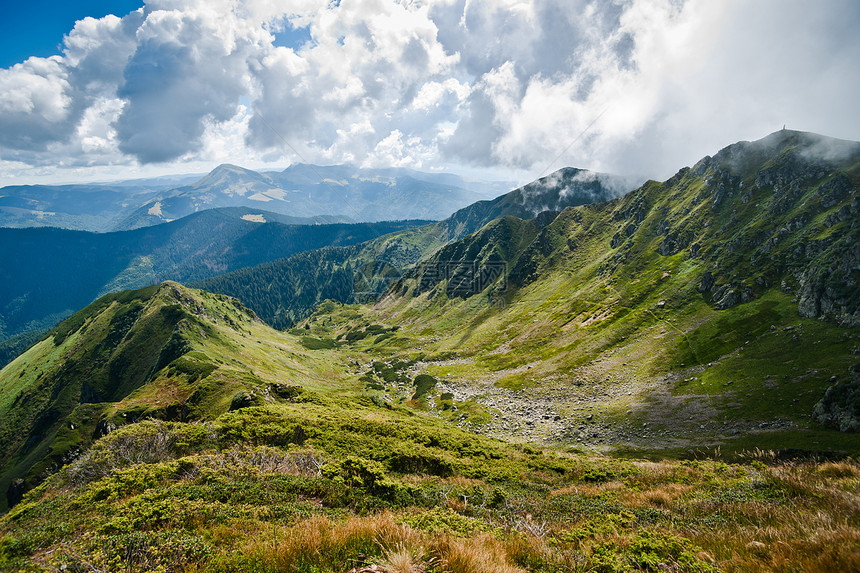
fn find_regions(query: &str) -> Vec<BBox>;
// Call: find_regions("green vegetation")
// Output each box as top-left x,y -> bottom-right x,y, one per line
2,405 -> 859,571
412,374 -> 437,401
1,131 -> 859,571
0,215 -> 428,354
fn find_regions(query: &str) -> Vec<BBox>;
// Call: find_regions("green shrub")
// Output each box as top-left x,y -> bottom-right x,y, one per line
412,374 -> 437,401
300,336 -> 336,350
629,530 -> 716,572
167,356 -> 217,382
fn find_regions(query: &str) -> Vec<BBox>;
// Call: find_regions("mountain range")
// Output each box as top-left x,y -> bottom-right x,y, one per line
0,167 -> 630,362
116,163 -> 511,230
0,173 -> 203,232
0,164 -> 511,232
0,130 -> 858,571
193,167 -> 631,328
366,129 -> 859,450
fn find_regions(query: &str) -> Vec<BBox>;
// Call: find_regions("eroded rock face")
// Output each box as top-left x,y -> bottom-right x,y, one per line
797,237 -> 860,327
812,367 -> 860,432
685,135 -> 860,323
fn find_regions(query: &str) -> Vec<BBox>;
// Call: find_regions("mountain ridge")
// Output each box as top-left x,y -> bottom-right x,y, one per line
1,131 -> 859,571
194,166 -> 632,328
0,164 -> 512,233
0,211 -> 430,360
115,163 -> 510,230
357,129 -> 859,450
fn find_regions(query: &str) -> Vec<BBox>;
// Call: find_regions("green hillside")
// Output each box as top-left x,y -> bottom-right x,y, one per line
1,131 -> 859,571
354,130 -> 860,455
0,211 -> 428,360
1,283 -> 858,572
195,167 -> 628,329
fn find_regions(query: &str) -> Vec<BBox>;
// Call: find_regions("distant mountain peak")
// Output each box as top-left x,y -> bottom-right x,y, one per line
514,166 -> 633,212
704,129 -> 860,177
194,163 -> 271,184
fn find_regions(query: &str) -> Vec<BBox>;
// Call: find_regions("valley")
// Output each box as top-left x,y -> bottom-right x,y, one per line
2,1 -> 858,570
0,130 -> 858,572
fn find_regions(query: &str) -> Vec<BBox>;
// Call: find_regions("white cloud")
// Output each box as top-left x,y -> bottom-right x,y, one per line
0,0 -> 859,186
0,57 -> 73,150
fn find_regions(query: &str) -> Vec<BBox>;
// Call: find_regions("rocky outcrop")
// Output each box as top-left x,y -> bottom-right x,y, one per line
812,366 -> 860,432
686,135 -> 860,322
797,231 -> 860,327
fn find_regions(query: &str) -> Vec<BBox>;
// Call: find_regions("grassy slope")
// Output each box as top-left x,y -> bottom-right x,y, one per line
193,167 -> 626,330
0,282 -> 347,512
1,295 -> 858,572
343,131 -> 860,456
0,214 -> 428,353
1,132 -> 859,571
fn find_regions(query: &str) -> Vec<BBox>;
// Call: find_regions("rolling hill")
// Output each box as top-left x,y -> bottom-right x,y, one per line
0,209 -> 428,361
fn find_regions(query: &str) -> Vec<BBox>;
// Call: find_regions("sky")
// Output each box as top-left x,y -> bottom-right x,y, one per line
0,0 -> 859,187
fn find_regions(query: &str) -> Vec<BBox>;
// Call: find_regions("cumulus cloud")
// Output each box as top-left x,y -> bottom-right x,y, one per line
0,57 -> 74,151
0,0 -> 859,185
115,6 -> 263,163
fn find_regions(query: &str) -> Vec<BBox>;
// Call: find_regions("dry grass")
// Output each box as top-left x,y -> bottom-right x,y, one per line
378,542 -> 427,573
623,483 -> 693,508
816,460 -> 860,480
696,523 -> 860,573
247,513 -> 531,573
250,513 -> 414,571
433,534 -> 524,573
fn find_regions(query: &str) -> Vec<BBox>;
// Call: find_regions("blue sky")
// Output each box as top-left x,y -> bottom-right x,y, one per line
0,0 -> 859,186
0,1 -> 144,68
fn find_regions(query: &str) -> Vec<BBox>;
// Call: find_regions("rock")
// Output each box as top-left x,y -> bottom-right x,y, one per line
229,390 -> 256,411
812,368 -> 860,432
796,229 -> 860,327
714,288 -> 740,309
6,478 -> 25,508
272,383 -> 304,402
95,418 -> 117,437
659,235 -> 677,256
817,174 -> 852,209
699,271 -> 714,293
